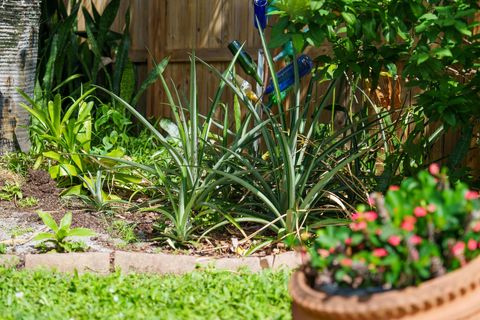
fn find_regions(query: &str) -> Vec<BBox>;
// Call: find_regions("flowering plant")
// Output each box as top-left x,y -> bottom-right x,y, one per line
308,164 -> 480,290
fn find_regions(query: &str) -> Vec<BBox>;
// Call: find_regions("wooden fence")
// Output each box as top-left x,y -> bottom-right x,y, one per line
80,0 -> 479,175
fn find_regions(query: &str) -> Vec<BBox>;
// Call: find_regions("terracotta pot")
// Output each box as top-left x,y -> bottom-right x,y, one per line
289,257 -> 480,320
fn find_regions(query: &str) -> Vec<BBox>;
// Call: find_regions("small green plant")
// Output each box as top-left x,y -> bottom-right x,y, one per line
17,197 -> 39,208
308,164 -> 480,290
34,211 -> 95,253
0,183 -> 23,202
0,243 -> 6,254
73,170 -> 126,213
0,152 -> 36,176
8,227 -> 34,238
109,220 -> 137,244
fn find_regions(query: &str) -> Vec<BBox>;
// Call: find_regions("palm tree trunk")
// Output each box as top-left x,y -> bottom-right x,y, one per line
0,0 -> 41,155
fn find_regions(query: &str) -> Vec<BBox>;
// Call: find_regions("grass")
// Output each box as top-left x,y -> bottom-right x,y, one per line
0,268 -> 291,320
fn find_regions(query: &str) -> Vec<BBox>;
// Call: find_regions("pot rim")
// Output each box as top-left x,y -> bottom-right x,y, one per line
289,256 -> 480,317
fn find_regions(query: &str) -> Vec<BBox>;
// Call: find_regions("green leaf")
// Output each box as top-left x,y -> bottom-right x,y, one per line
62,184 -> 83,196
131,57 -> 169,106
454,21 -> 472,36
43,151 -> 62,161
291,34 -> 304,54
341,12 -> 357,26
306,26 -> 324,47
269,16 -> 290,48
433,47 -> 452,59
67,228 -> 96,238
120,60 -> 135,102
269,30 -> 290,49
59,212 -> 73,230
419,13 -> 438,21
443,112 -> 456,127
56,164 -> 79,177
38,211 -> 59,232
33,232 -> 55,241
416,53 -> 430,65
113,8 -> 131,95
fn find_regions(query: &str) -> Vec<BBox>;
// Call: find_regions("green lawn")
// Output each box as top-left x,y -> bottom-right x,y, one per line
0,268 -> 291,320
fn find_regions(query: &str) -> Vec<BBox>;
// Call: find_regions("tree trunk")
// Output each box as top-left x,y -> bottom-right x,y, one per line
0,0 -> 41,155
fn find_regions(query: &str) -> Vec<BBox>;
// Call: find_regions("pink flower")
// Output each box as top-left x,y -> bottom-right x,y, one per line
387,235 -> 402,246
351,212 -> 361,220
452,242 -> 465,256
364,211 -> 378,222
465,191 -> 479,200
367,196 -> 375,206
473,222 -> 480,233
410,235 -> 423,245
429,163 -> 440,175
427,204 -> 436,212
340,258 -> 353,267
401,216 -> 417,232
345,237 -> 352,245
373,248 -> 388,257
350,221 -> 367,231
414,206 -> 427,217
318,249 -> 330,258
389,185 -> 400,191
468,239 -> 477,251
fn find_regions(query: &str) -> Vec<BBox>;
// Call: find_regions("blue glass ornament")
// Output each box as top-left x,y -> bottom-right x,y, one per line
264,55 -> 313,95
254,0 -> 267,30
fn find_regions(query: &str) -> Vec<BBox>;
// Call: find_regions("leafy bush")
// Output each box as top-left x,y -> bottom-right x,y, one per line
308,165 -> 480,290
270,0 -> 480,123
269,0 -> 480,174
38,0 -> 132,100
35,0 -> 167,155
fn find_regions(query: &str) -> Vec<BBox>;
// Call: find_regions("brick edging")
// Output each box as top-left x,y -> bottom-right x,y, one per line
0,251 -> 302,274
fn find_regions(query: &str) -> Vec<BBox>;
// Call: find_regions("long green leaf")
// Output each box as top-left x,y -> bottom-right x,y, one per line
38,211 -> 59,232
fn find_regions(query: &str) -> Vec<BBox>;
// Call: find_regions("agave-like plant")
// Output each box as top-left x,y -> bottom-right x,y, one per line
97,34 -> 393,249
95,51 -> 273,247
196,29 -> 395,248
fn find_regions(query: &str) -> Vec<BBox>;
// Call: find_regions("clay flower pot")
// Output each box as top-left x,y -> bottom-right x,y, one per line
289,256 -> 480,320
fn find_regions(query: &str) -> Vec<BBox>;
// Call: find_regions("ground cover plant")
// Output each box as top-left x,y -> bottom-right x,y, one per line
0,268 -> 291,320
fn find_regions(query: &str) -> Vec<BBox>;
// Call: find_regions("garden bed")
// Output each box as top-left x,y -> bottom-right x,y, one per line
0,168 -> 296,270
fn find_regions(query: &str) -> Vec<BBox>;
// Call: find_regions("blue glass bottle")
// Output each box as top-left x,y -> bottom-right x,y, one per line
264,55 -> 313,95
253,0 -> 267,30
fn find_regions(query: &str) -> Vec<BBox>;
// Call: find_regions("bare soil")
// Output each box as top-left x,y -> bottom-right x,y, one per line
0,169 -> 285,257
